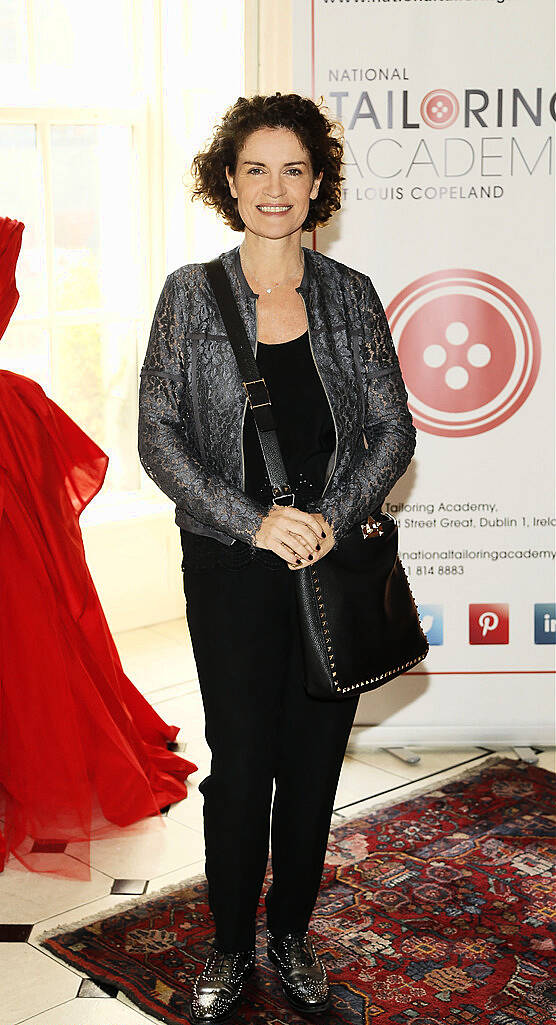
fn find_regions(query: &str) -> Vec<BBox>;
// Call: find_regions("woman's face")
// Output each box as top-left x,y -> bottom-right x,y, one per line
225,127 -> 323,240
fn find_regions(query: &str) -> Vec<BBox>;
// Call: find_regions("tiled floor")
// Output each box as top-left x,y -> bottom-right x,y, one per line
1,617 -> 554,1025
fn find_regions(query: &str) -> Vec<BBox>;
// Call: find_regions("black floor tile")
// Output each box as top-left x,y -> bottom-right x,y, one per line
77,978 -> 119,998
0,924 -> 33,942
31,840 -> 68,854
111,878 -> 148,895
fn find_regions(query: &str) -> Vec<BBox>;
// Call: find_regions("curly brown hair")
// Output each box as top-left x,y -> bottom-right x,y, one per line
189,92 -> 345,233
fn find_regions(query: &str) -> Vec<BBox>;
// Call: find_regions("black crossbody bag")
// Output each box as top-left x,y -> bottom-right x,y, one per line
204,257 -> 429,702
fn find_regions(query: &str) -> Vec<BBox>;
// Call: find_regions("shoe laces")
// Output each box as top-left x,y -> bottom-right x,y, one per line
205,948 -> 238,979
205,945 -> 251,980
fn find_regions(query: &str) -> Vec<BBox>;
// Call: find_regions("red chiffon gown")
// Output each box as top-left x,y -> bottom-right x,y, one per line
0,217 -> 198,876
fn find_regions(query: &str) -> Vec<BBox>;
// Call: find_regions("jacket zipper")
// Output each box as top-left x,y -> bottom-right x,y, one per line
240,392 -> 248,492
299,292 -> 338,498
239,297 -> 258,492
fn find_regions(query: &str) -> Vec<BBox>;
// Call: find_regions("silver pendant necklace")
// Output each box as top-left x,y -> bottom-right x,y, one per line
241,251 -> 304,294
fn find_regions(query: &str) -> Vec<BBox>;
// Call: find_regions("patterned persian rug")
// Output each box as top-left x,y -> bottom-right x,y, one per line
39,755 -> 556,1024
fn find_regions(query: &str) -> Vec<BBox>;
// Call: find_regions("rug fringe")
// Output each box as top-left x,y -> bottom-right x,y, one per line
35,870 -> 207,946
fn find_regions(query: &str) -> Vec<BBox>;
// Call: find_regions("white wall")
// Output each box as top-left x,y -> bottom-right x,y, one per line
82,508 -> 185,633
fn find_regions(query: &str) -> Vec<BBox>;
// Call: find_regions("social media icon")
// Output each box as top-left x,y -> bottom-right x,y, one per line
417,604 -> 443,645
534,604 -> 556,644
469,604 -> 509,644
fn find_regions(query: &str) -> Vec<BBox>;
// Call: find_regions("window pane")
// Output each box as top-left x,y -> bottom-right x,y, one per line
51,124 -> 140,315
0,124 -> 47,317
162,0 -> 245,265
0,0 -> 29,99
52,321 -> 140,493
0,324 -> 50,392
33,0 -> 134,102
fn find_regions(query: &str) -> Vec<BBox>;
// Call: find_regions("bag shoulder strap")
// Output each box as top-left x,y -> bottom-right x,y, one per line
204,256 -> 295,506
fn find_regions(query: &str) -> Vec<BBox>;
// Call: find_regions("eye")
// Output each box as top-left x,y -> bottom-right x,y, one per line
286,168 -> 302,175
247,167 -> 264,174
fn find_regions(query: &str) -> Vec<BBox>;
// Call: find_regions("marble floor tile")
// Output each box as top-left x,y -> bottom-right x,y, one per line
536,747 -> 556,773
332,750 -> 500,818
152,689 -> 207,741
149,618 -> 190,644
333,756 -> 409,809
166,784 -> 204,831
147,678 -> 199,704
29,892 -> 149,949
178,735 -> 212,778
18,997 -> 155,1024
77,977 -> 118,997
67,815 -> 204,880
0,857 -> 112,924
0,944 -> 78,1025
346,745 -> 489,781
113,626 -> 198,695
181,733 -> 212,770
145,859 -> 206,894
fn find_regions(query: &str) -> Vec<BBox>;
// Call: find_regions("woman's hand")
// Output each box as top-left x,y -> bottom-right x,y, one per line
254,505 -> 333,567
286,511 -> 336,570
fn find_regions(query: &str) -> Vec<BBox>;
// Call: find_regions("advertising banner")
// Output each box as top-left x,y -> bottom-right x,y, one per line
293,0 -> 555,743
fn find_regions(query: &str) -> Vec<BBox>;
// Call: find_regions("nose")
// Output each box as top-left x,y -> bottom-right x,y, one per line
263,174 -> 287,199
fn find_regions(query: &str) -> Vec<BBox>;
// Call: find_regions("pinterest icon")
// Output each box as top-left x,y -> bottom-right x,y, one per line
469,604 -> 509,645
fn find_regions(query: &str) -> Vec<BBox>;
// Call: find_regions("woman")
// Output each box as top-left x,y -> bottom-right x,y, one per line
0,216 -> 197,878
139,92 -> 416,1022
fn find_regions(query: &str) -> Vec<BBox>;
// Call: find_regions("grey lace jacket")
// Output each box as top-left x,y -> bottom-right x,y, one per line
138,243 -> 416,549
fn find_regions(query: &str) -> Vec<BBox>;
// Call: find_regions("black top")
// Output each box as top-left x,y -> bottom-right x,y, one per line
180,329 -> 335,571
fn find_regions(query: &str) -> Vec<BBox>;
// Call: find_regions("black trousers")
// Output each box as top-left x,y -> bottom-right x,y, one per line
182,551 -> 359,953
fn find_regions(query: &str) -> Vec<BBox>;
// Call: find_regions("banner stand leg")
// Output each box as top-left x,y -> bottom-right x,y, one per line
381,747 -> 422,765
512,746 -> 540,764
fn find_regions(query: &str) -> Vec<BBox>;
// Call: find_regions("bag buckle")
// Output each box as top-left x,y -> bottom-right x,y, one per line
273,484 -> 295,506
243,378 -> 270,409
361,515 -> 384,540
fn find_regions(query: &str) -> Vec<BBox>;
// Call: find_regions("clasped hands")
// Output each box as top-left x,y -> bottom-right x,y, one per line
254,504 -> 335,570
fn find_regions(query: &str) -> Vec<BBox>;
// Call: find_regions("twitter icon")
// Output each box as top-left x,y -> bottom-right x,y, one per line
417,604 -> 444,645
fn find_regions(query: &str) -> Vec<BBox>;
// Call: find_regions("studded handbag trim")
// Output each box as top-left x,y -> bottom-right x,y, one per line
308,553 -> 429,697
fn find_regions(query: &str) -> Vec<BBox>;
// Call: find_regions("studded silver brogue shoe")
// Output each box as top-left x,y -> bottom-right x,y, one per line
267,928 -> 330,1013
189,941 -> 256,1023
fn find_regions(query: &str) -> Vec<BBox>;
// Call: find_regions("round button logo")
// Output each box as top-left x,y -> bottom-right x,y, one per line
386,269 -> 541,437
420,89 -> 459,129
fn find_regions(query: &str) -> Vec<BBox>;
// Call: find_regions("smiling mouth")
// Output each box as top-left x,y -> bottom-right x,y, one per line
256,205 -> 292,214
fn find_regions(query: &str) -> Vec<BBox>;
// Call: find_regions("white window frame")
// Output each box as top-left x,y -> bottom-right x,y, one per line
0,0 -> 168,519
